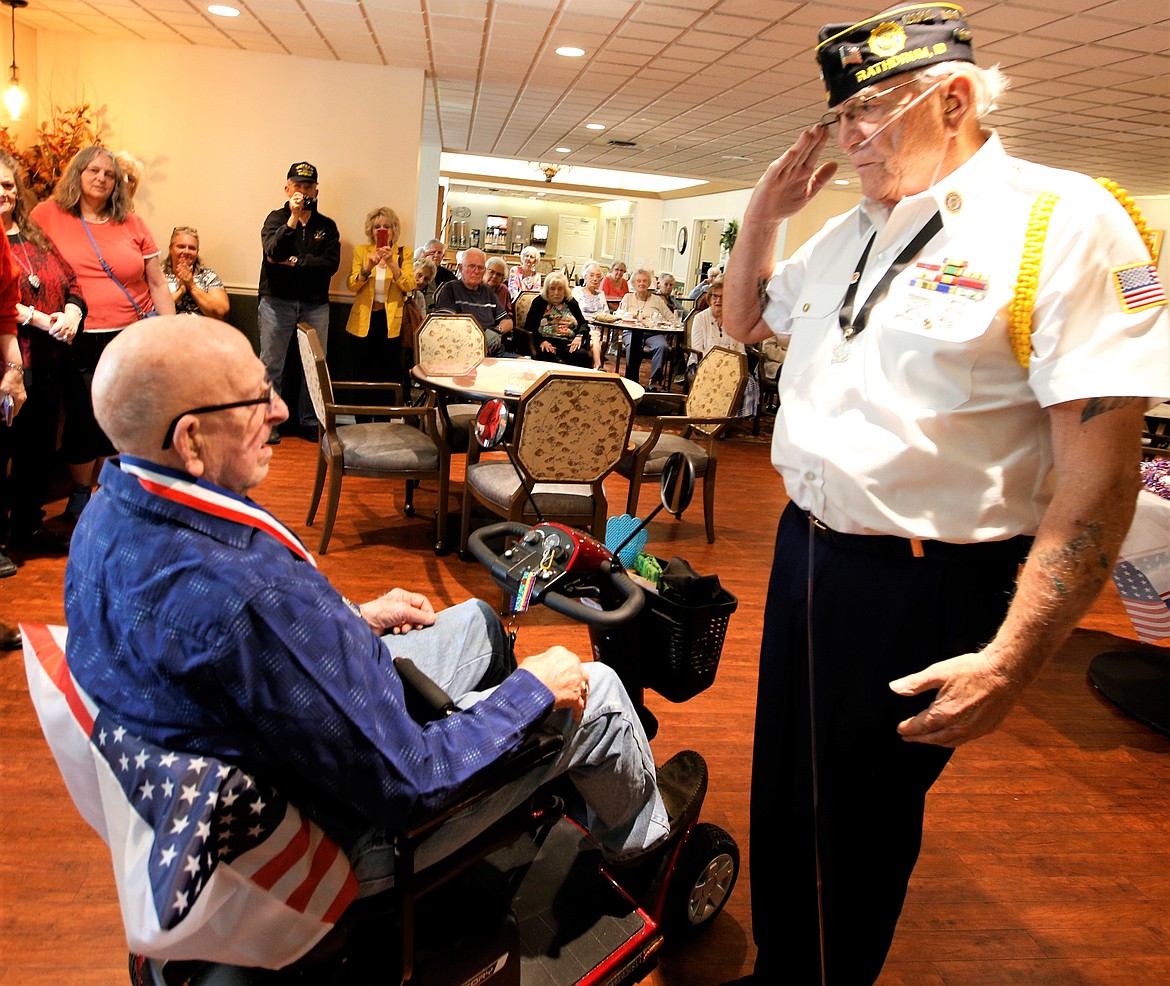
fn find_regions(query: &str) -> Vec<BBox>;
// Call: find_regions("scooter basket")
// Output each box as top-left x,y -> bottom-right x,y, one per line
641,585 -> 738,702
590,579 -> 738,703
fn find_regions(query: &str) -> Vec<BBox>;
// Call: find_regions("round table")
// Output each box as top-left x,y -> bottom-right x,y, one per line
412,356 -> 645,404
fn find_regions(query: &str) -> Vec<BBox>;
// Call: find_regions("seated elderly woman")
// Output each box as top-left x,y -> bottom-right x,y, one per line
412,257 -> 437,321
163,226 -> 230,319
601,261 -> 628,301
572,261 -> 609,369
525,272 -> 591,367
508,246 -> 542,298
687,275 -> 758,416
619,268 -> 674,389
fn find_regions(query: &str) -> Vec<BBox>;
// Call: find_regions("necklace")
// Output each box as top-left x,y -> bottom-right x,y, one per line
7,227 -> 40,290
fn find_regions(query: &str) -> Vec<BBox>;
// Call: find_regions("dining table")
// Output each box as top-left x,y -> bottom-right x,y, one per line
412,356 -> 645,406
588,315 -> 685,379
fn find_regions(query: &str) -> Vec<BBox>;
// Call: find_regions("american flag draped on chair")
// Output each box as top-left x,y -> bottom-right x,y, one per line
22,623 -> 358,968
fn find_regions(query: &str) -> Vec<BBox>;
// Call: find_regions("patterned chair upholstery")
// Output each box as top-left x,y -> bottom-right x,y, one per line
413,314 -> 486,453
414,314 -> 485,370
298,324 -> 450,554
510,290 -> 542,357
616,346 -> 748,543
459,371 -> 636,555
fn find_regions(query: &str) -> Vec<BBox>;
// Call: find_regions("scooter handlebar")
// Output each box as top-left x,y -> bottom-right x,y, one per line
468,522 -> 645,627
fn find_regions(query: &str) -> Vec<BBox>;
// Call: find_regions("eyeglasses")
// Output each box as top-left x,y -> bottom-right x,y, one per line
171,226 -> 199,238
464,264 -> 486,272
819,76 -> 924,131
162,382 -> 277,450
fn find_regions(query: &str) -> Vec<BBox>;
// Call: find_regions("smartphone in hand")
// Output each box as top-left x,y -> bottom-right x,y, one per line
375,228 -> 390,249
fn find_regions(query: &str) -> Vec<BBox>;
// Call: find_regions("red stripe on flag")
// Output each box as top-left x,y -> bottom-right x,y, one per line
251,816 -> 312,890
323,872 -> 360,925
286,835 -> 341,914
23,624 -> 94,733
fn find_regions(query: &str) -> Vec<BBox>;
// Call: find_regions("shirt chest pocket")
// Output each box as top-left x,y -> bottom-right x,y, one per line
780,283 -> 846,377
866,287 -> 1000,410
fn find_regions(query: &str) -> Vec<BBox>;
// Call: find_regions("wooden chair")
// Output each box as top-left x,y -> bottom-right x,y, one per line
616,346 -> 748,543
510,290 -> 542,356
752,334 -> 787,436
414,314 -> 486,453
298,324 -> 450,554
459,371 -> 636,557
664,306 -> 703,393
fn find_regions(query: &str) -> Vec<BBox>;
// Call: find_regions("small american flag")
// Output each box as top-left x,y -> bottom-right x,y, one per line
1111,263 -> 1167,314
1112,558 -> 1170,643
23,624 -> 358,968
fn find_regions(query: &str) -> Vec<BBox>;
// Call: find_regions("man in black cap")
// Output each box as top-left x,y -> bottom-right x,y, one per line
723,4 -> 1169,982
258,161 -> 340,443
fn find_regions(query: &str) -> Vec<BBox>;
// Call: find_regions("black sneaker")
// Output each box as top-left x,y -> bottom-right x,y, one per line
0,549 -> 15,578
9,526 -> 70,555
265,425 -> 281,445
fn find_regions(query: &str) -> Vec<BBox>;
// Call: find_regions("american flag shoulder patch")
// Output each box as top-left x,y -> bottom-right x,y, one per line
1110,263 -> 1167,314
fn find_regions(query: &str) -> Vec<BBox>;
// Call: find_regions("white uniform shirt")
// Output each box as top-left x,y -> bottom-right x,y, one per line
763,133 -> 1170,541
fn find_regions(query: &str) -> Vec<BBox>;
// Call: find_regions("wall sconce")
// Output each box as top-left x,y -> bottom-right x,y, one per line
2,0 -> 28,122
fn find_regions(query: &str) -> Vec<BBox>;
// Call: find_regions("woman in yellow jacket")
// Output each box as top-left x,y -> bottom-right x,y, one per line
345,207 -> 415,393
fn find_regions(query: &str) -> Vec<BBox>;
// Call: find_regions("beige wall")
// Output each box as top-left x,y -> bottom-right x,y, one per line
32,31 -> 425,297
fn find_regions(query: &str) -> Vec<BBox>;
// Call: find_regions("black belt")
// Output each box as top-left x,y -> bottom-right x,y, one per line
799,508 -> 1032,563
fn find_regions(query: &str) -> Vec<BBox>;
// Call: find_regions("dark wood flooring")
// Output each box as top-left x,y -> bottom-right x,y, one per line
2,419 -> 1168,984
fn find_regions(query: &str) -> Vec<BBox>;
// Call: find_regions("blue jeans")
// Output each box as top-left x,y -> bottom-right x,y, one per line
258,296 -> 329,427
350,599 -> 668,895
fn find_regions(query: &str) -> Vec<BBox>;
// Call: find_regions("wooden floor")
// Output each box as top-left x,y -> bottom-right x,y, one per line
2,420 -> 1168,985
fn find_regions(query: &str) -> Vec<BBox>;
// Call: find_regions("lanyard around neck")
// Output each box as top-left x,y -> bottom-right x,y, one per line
838,210 -> 943,342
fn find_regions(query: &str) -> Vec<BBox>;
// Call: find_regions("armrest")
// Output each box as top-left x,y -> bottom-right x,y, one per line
327,402 -> 431,420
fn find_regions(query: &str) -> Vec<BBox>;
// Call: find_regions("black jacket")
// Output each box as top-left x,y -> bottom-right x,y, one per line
258,204 -> 340,302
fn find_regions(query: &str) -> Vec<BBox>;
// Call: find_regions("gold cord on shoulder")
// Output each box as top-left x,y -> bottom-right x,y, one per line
1008,192 -> 1058,369
1096,177 -> 1158,263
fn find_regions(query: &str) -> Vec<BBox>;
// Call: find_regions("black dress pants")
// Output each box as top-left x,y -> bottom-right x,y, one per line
750,502 -> 1028,984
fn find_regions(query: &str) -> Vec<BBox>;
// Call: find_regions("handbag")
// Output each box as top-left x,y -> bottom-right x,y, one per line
398,247 -> 424,349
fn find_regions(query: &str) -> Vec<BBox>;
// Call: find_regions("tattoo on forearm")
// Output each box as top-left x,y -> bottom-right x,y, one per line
1081,396 -> 1139,424
756,277 -> 768,313
1038,521 -> 1110,596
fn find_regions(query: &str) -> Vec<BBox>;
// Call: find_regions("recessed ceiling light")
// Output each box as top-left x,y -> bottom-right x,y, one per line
585,123 -> 605,131
834,178 -> 851,185
556,147 -> 571,153
537,191 -> 546,196
207,3 -> 240,16
555,46 -> 585,57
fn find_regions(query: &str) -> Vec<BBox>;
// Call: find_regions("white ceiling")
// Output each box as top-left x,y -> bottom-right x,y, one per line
18,0 -> 1170,196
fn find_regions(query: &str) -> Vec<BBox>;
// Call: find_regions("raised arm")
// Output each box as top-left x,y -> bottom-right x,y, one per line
723,126 -> 838,345
891,396 -> 1146,746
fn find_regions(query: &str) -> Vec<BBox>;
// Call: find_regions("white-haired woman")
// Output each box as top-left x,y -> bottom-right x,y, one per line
525,272 -> 591,367
572,261 -> 609,369
508,245 -> 542,298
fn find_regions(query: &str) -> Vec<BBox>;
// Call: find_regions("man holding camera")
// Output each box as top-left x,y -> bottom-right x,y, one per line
258,161 -> 340,442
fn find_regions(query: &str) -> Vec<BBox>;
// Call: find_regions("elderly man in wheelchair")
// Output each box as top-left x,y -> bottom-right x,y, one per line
28,317 -> 706,983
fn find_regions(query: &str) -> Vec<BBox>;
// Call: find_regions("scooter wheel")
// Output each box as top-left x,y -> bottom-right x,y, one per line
666,822 -> 739,935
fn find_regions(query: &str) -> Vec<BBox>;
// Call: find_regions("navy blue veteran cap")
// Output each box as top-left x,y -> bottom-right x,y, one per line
816,4 -> 975,107
286,161 -> 319,183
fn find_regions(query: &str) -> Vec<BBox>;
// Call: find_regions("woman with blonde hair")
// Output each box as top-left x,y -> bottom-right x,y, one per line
345,206 -> 415,391
524,271 -> 590,367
